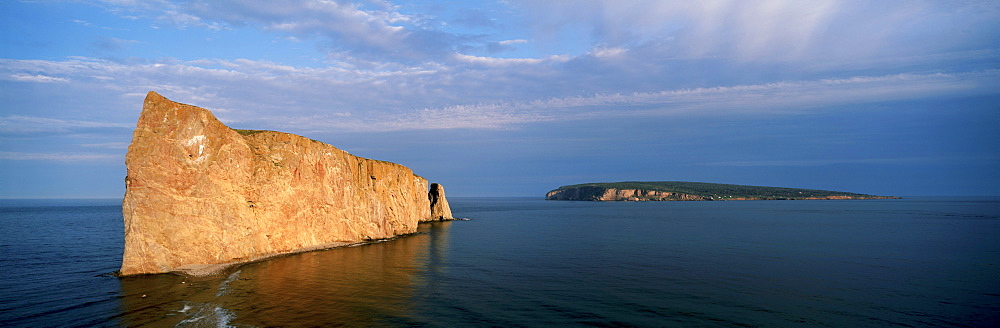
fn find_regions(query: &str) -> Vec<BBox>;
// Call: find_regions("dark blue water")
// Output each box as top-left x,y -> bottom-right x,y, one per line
1,197 -> 998,327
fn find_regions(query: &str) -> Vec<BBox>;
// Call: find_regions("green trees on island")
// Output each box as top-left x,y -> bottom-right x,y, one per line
548,181 -> 897,201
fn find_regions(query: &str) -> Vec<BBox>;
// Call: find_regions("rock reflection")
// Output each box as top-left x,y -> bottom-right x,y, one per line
119,221 -> 453,327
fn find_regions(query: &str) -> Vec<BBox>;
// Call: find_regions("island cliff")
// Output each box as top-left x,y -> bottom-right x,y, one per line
120,91 -> 448,276
546,181 -> 899,201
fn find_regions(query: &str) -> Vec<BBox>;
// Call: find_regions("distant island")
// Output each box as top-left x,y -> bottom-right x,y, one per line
546,181 -> 900,201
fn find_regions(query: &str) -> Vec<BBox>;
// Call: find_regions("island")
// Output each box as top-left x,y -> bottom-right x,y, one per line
545,181 -> 899,201
119,91 -> 453,276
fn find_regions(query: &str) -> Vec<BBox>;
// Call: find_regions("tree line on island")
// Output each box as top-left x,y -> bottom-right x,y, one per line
546,181 -> 900,201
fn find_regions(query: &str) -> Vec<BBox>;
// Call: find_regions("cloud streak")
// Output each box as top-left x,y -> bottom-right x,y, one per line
0,115 -> 133,134
179,0 -> 460,62
8,74 -> 69,83
514,0 -> 1000,62
3,54 -> 996,133
0,151 -> 120,162
378,70 -> 1000,131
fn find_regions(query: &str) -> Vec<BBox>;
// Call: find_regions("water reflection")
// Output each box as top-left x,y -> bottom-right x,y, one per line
119,221 -> 453,327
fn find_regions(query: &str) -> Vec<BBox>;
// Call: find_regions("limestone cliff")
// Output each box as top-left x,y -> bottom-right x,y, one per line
428,183 -> 453,220
546,187 -> 708,201
120,91 -> 447,276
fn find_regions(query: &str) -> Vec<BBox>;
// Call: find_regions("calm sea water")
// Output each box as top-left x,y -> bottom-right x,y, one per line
1,197 -> 998,327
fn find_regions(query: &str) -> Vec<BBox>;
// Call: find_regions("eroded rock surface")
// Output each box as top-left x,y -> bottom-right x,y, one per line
428,183 -> 454,220
120,91 -> 447,276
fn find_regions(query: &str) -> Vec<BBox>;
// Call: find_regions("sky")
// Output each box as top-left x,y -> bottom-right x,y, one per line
1,0 -> 998,198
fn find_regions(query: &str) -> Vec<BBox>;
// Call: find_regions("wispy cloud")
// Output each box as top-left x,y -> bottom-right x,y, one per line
514,0 -> 1000,62
3,55 -> 997,133
178,0 -> 451,61
8,74 -> 69,83
159,9 -> 227,30
0,151 -> 120,162
0,115 -> 132,134
453,53 -> 568,66
84,0 -> 1000,73
71,19 -> 115,30
372,70 -> 1000,130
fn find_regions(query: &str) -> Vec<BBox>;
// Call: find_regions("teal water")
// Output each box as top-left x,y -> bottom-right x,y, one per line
1,197 -> 998,327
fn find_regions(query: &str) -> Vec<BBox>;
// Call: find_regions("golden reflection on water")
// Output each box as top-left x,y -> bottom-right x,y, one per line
119,221 -> 452,327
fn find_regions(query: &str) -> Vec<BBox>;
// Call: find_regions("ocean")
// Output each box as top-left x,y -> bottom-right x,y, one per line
1,197 -> 998,327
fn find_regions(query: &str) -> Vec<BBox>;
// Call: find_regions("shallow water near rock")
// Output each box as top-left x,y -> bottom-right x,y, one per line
1,197 -> 999,327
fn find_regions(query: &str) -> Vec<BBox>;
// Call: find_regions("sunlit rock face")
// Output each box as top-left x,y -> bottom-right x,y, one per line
428,183 -> 453,220
120,91 -> 442,276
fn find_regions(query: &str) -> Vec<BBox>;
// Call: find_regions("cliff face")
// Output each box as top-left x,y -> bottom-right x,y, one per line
428,183 -> 453,220
546,187 -> 708,201
121,91 -> 444,276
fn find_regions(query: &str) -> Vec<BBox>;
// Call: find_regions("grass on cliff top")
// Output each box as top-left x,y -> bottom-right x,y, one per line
230,128 -> 413,170
233,129 -> 271,136
233,128 -> 326,144
553,181 -> 890,199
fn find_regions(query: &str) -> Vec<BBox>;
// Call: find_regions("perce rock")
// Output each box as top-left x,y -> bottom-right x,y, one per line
120,91 -> 449,276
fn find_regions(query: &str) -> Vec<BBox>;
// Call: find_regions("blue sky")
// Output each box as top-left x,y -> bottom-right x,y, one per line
1,0 -> 998,198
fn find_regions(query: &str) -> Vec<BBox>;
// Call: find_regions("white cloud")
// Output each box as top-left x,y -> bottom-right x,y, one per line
87,0 -> 1000,70
181,0 -> 441,60
0,115 -> 132,134
8,74 -> 69,83
0,151 -> 120,162
589,46 -> 627,58
3,52 -> 996,135
160,10 -> 226,30
453,53 -> 568,66
513,0 -> 1000,62
370,70 -> 1000,131
498,39 -> 528,45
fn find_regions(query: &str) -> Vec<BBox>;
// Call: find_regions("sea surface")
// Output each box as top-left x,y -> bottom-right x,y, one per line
1,197 -> 998,327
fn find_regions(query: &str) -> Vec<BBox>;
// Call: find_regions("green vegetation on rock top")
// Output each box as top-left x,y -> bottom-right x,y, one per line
550,181 -> 895,200
233,129 -> 271,136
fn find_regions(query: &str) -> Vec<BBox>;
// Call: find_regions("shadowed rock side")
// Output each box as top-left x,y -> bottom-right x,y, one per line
428,183 -> 453,220
120,91 -> 447,276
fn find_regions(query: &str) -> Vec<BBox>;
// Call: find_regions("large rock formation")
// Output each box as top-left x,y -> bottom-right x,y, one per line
428,183 -> 453,220
120,91 -> 448,276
